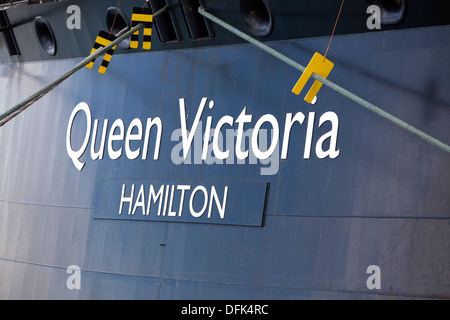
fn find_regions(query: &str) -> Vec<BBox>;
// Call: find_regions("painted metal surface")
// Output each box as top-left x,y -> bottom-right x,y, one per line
0,0 -> 449,299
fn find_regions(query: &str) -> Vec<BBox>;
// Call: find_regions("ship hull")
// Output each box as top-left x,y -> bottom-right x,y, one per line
0,0 -> 449,300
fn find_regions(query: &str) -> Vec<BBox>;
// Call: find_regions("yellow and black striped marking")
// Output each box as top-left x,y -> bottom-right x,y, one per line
86,30 -> 117,74
131,7 -> 152,50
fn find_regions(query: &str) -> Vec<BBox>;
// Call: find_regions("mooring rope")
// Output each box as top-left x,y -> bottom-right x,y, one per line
1,8 -> 448,154
198,7 -> 450,154
109,0 -> 123,36
323,0 -> 345,61
0,2 -> 171,129
0,23 -> 144,128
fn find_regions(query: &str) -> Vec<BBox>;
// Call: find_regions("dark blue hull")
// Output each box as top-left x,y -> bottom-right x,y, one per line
0,0 -> 449,299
